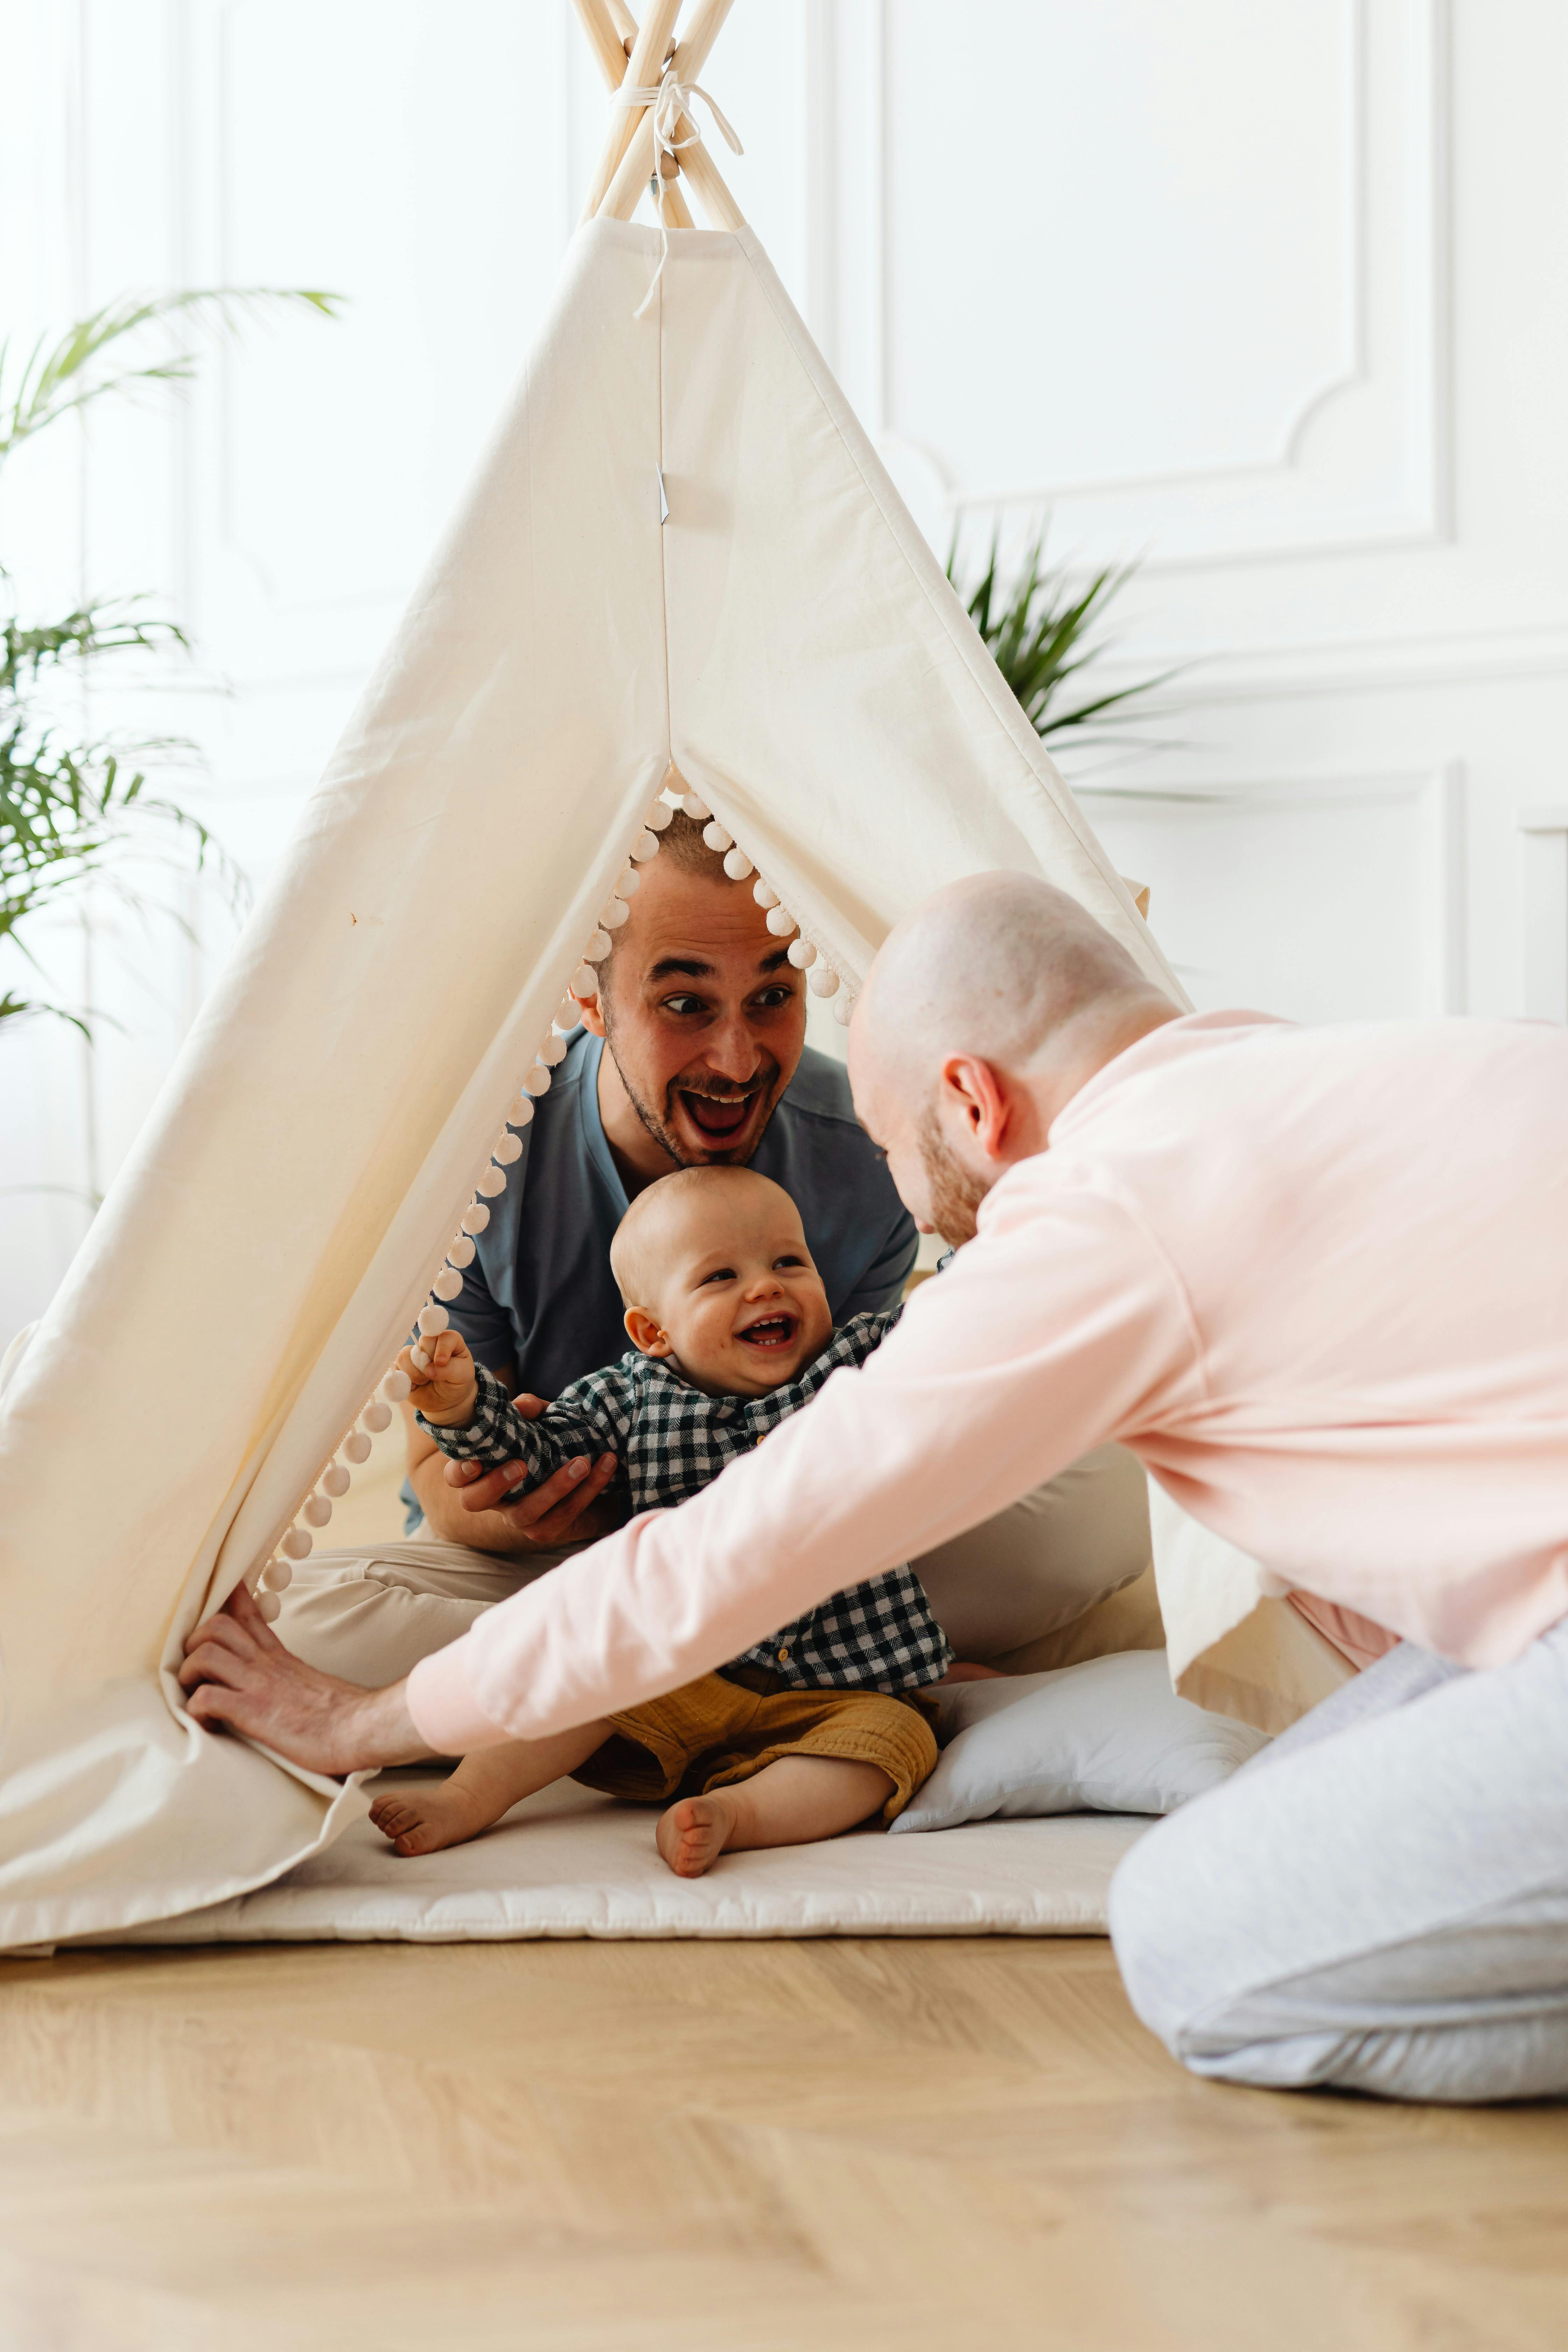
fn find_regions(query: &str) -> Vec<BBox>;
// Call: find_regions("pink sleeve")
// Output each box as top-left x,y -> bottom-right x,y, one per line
405,1174 -> 1199,1747
406,1642 -> 512,1753
1287,1591 -> 1400,1671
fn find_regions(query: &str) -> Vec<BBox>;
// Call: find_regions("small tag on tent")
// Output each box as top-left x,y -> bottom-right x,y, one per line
657,468 -> 670,525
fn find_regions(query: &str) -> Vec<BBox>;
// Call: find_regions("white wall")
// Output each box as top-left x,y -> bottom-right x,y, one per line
4,0 -> 1567,1344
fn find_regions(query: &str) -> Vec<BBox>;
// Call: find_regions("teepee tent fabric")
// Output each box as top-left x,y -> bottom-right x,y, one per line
0,211 -> 1203,1950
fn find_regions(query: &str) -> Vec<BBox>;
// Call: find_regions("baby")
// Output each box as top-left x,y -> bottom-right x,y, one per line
370,1165 -> 953,1876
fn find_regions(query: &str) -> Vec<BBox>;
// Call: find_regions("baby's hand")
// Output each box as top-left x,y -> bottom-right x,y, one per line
396,1329 -> 479,1428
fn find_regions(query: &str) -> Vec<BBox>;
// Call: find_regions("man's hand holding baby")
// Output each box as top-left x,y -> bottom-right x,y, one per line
396,1328 -> 480,1428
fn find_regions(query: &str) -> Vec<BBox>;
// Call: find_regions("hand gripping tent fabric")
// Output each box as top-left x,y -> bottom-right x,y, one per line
0,0 -> 1204,1949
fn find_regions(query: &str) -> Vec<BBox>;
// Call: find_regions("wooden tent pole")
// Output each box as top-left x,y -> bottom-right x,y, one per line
570,0 -> 632,88
603,0 -> 638,40
597,0 -> 742,227
570,0 -> 695,229
579,0 -> 685,223
657,163 -> 700,232
672,134 -> 744,230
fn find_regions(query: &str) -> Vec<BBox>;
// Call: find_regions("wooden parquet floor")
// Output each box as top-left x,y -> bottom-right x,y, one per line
1,1935 -> 1566,2351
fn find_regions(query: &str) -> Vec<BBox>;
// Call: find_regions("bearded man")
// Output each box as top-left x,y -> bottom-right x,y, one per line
271,816 -> 1150,1682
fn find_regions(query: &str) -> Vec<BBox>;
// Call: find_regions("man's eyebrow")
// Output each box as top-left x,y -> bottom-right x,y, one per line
644,948 -> 794,981
647,955 -> 715,980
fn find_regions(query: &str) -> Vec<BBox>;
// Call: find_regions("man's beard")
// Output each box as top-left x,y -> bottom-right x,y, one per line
602,1009 -> 784,1169
916,1102 -> 992,1247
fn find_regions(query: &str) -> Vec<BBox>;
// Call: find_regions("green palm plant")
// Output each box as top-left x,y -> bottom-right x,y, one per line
0,286 -> 340,1031
948,527 -> 1177,745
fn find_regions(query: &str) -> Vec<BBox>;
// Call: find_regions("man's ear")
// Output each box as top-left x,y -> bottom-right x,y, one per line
624,1306 -> 673,1358
938,1054 -> 1013,1162
576,987 -> 607,1040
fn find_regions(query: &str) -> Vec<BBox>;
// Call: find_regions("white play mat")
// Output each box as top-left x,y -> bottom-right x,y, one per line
101,1777 -> 1148,1945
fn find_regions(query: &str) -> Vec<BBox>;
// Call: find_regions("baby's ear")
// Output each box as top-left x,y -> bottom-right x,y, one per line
624,1306 -> 672,1358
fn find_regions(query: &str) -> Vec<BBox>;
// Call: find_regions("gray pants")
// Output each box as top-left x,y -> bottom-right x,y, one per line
1109,1616 -> 1568,2103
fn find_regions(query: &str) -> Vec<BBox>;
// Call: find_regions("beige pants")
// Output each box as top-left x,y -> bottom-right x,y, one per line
272,1444 -> 1161,1689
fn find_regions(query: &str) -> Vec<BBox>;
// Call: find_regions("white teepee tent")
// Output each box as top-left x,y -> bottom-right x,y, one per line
0,0 -> 1213,1950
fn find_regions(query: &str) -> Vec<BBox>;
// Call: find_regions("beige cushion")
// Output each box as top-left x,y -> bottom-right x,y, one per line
912,1445 -> 1151,1660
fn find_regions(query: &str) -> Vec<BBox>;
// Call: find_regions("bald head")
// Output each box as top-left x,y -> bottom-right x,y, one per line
855,872 -> 1171,1091
610,1164 -> 796,1310
848,873 -> 1179,1246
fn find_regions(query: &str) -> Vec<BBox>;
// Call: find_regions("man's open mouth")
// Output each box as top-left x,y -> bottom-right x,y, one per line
735,1313 -> 798,1351
678,1089 -> 757,1143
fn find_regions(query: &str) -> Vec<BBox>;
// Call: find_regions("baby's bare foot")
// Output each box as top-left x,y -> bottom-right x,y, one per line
369,1783 -> 493,1857
656,1791 -> 739,1877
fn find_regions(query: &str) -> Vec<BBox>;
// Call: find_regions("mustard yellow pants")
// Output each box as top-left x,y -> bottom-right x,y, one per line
573,1667 -> 940,1823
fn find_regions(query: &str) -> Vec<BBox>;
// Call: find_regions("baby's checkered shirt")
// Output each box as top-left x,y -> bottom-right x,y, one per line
421,1310 -> 952,1692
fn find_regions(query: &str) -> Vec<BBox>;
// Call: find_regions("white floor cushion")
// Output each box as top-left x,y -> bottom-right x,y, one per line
99,1776 -> 1149,1944
893,1651 -> 1269,1834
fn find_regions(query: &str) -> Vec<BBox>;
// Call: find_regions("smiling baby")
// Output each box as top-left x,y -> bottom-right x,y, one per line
370,1166 -> 953,1875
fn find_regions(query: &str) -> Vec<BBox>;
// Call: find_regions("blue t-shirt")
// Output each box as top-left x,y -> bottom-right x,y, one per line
405,1031 -> 917,1528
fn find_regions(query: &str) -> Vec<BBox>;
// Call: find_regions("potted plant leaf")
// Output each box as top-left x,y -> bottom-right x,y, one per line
1,288 -> 339,1034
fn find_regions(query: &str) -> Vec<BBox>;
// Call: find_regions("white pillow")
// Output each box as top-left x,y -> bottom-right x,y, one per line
890,1650 -> 1268,1835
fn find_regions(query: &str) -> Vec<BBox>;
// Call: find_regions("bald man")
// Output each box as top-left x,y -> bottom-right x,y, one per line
185,873 -> 1568,2105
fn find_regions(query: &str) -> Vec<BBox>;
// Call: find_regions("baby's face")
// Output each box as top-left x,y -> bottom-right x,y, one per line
628,1190 -> 834,1399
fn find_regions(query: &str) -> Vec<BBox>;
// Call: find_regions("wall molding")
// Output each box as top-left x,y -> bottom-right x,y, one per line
858,0 -> 1452,571
1076,761 -> 1466,1016
1080,620 -> 1568,709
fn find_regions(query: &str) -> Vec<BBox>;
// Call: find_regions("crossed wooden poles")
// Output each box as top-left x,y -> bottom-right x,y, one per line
570,0 -> 746,230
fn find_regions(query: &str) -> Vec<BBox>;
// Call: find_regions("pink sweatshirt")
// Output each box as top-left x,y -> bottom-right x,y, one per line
408,1011 -> 1568,1753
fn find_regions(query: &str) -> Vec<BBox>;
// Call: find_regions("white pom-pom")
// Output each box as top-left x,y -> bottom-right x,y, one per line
539,1034 -> 568,1068
382,1368 -> 413,1401
582,930 -> 612,964
645,800 -> 674,833
433,1265 -> 464,1299
493,1131 -> 523,1165
765,905 -> 797,937
702,821 -> 732,852
322,1461 -> 351,1498
723,848 -> 754,881
680,792 -> 711,821
509,1098 -> 535,1128
477,1164 -> 508,1197
279,1526 -> 314,1561
833,991 -> 855,1026
447,1235 -> 476,1270
753,881 -> 779,909
787,938 -> 816,968
418,1303 -> 449,1335
264,1555 -> 293,1591
524,1065 -> 552,1098
343,1429 -> 373,1463
410,1344 -> 430,1371
461,1202 -> 491,1235
617,865 -> 641,898
554,996 -> 577,1027
630,827 -> 660,859
256,1590 -> 282,1622
808,965 -> 840,997
600,897 -> 630,930
571,964 -> 600,998
361,1398 -> 393,1432
302,1491 -> 333,1528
